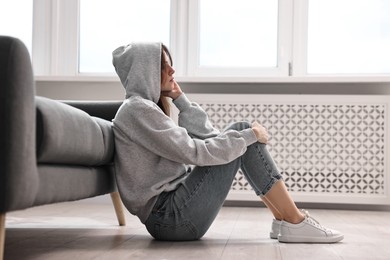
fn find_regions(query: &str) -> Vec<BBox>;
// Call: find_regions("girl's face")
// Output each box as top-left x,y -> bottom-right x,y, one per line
161,51 -> 175,92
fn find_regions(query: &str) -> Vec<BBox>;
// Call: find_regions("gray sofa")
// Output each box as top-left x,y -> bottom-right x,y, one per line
0,36 -> 125,259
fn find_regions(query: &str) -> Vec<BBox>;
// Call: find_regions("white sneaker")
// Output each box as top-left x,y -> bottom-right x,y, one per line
278,210 -> 344,243
270,219 -> 281,239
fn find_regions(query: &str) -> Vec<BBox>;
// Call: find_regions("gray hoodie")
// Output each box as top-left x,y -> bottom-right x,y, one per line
112,43 -> 257,223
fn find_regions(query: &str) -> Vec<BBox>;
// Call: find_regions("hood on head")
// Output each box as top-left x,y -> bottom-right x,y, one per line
112,42 -> 161,103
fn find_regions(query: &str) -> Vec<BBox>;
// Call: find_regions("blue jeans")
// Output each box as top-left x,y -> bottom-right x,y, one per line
144,121 -> 282,241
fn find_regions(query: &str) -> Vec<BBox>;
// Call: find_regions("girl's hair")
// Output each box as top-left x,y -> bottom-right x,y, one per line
158,44 -> 173,116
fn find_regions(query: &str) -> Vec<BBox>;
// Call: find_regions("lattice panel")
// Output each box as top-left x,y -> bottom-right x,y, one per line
188,94 -> 389,203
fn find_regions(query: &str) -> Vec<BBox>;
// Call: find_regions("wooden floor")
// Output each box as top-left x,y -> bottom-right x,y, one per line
4,197 -> 390,260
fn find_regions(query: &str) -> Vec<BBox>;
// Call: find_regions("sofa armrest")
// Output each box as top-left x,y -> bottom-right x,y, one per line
0,36 -> 39,212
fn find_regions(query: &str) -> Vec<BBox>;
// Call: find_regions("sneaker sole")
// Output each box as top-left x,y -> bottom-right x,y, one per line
278,234 -> 344,243
270,232 -> 278,239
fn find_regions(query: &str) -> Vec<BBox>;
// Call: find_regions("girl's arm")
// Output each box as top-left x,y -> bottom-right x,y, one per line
164,81 -> 220,139
113,98 -> 257,166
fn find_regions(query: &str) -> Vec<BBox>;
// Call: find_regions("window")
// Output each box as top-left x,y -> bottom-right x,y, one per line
188,0 -> 287,77
79,0 -> 170,73
0,0 -> 33,55
307,0 -> 390,74
30,0 -> 390,81
199,0 -> 278,68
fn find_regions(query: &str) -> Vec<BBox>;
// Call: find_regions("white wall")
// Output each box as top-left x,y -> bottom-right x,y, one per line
38,80 -> 390,210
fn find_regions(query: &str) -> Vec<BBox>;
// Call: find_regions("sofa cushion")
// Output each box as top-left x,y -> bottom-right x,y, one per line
36,96 -> 114,165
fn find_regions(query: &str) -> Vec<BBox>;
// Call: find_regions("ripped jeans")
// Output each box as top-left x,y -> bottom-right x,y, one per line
144,121 -> 282,241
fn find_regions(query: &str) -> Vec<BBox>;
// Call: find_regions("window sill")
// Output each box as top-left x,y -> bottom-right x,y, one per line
176,76 -> 390,83
35,75 -> 390,84
35,75 -> 120,82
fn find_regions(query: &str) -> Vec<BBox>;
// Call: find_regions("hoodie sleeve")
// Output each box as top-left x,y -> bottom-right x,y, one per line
114,98 -> 258,167
173,94 -> 220,139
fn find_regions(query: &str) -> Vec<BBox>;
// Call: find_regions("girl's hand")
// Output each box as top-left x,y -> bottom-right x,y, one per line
251,121 -> 269,144
161,80 -> 183,100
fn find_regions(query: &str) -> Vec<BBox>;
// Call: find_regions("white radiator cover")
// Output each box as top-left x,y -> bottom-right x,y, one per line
181,94 -> 390,205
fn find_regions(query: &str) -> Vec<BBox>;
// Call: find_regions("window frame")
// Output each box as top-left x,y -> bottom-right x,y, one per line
31,0 -> 390,83
33,0 -> 79,76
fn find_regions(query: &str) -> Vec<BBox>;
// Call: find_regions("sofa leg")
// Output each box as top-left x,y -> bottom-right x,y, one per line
0,213 -> 5,260
110,192 -> 126,226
